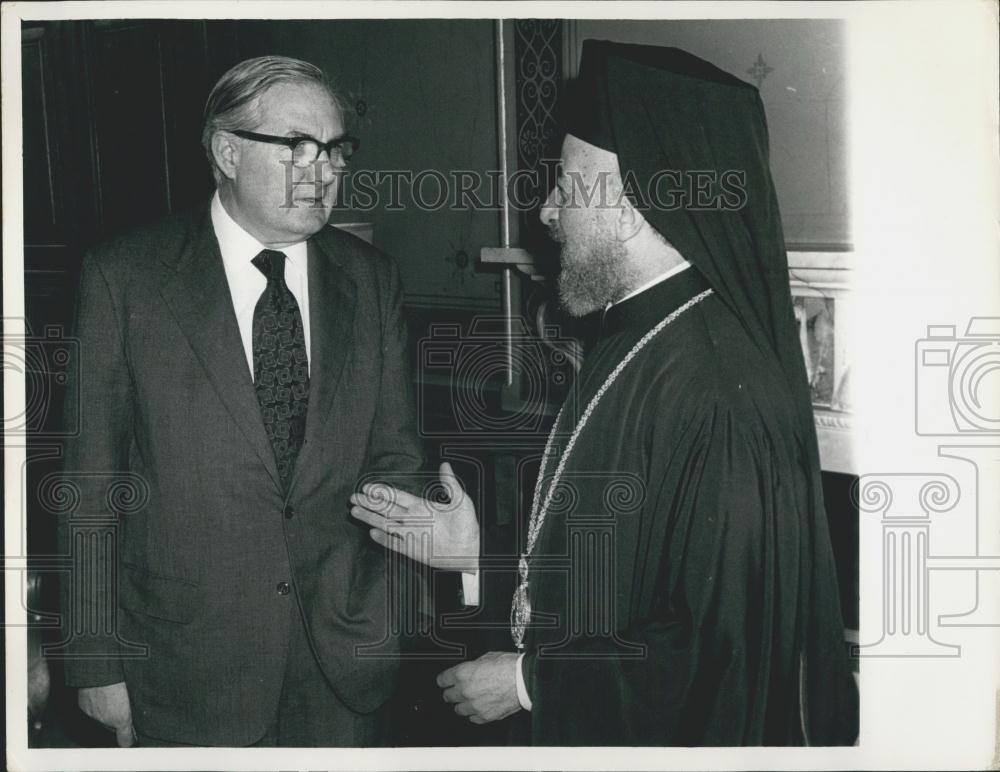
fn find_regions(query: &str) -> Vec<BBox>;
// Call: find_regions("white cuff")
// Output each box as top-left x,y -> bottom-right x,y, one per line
515,653 -> 532,711
460,570 -> 480,606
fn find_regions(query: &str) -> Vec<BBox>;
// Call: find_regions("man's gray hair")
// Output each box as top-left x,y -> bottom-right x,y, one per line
201,56 -> 345,178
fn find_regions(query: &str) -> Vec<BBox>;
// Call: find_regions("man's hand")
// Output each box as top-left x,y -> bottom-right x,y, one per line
437,651 -> 521,724
350,462 -> 480,571
78,681 -> 135,747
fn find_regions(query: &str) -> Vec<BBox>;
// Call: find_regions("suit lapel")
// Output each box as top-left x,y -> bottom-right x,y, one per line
293,234 -> 357,481
157,207 -> 282,490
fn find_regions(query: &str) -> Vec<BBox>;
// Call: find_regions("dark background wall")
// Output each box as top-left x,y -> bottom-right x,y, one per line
237,20 -> 504,307
21,19 -> 505,326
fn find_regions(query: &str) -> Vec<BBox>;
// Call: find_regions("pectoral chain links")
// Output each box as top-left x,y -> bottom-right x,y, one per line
510,288 -> 714,649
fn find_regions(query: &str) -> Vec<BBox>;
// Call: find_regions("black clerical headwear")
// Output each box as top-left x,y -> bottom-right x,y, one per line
565,39 -> 812,435
564,40 -> 856,745
565,40 -> 752,154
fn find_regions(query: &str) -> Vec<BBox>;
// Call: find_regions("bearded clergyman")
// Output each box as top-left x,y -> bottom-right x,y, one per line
352,40 -> 859,746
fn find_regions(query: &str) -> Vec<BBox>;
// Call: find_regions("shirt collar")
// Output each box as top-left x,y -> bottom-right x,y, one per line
601,262 -> 710,339
613,260 -> 692,307
210,191 -> 308,276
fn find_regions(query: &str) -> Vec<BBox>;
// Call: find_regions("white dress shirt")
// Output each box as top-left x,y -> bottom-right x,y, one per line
210,191 -> 311,378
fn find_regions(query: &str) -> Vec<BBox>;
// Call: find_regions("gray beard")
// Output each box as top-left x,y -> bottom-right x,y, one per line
557,236 -> 630,318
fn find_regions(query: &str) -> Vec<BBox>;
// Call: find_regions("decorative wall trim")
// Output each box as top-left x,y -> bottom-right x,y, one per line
513,19 -> 562,245
787,251 -> 853,270
815,411 -> 853,431
514,20 -> 561,171
788,250 -> 853,294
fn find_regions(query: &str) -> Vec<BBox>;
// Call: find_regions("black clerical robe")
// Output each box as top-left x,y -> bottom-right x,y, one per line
518,267 -> 858,745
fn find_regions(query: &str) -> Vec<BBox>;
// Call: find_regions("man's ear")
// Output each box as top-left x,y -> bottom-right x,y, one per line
616,198 -> 646,243
210,131 -> 240,181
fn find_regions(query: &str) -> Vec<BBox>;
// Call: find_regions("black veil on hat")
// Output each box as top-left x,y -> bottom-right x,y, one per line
566,39 -> 810,432
565,40 -> 857,745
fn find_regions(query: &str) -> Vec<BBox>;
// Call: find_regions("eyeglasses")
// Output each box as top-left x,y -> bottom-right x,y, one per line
230,130 -> 360,167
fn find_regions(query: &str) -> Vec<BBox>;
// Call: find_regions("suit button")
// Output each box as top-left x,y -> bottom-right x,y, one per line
276,581 -> 290,595
283,505 -> 295,520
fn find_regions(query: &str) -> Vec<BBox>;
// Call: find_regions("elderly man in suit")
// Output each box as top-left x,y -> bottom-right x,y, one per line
57,56 -> 423,747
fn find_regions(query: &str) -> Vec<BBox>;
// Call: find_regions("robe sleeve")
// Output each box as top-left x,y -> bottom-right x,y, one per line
523,386 -> 828,745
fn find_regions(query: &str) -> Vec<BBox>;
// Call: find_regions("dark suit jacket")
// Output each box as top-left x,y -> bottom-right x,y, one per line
57,202 -> 424,745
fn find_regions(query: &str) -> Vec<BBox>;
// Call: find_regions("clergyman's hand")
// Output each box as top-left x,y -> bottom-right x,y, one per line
78,681 -> 135,747
437,651 -> 521,724
350,462 -> 480,571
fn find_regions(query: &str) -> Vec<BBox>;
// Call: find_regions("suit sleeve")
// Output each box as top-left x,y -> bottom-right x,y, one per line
362,256 -> 424,483
359,253 -> 437,631
57,252 -> 135,688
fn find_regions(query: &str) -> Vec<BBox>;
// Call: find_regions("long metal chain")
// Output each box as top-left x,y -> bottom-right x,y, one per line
510,288 -> 714,649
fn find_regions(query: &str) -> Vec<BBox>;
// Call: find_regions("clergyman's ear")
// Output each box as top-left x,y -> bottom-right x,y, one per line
616,197 -> 645,243
211,131 -> 240,181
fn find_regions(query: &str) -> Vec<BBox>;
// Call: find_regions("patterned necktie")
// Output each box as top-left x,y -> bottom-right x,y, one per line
251,249 -> 309,490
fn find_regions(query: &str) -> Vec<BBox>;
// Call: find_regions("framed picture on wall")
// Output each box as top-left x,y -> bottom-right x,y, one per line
789,251 -> 854,473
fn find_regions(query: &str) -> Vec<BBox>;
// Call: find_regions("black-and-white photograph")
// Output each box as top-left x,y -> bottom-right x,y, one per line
4,3 -> 998,770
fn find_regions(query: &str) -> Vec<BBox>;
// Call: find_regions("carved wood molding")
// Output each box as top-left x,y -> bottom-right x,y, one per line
815,409 -> 853,431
